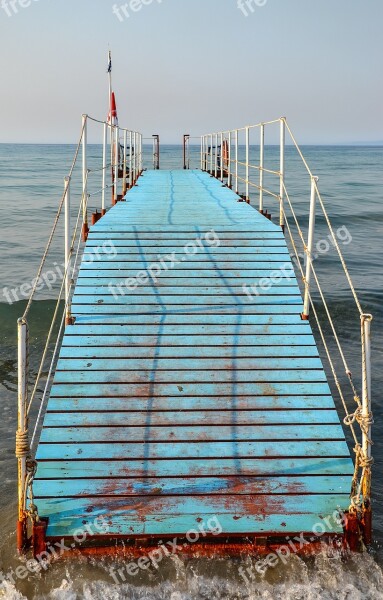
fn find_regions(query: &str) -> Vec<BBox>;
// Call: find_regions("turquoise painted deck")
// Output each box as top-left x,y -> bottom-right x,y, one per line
34,170 -> 354,541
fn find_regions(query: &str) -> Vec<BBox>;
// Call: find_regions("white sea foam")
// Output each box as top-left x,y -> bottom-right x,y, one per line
1,551 -> 383,600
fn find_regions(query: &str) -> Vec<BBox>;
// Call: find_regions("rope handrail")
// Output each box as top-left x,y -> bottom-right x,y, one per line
21,118 -> 86,320
201,116 -> 373,523
16,113 -> 144,537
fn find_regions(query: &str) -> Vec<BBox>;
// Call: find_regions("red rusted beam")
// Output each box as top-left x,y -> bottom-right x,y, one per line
32,518 -> 48,559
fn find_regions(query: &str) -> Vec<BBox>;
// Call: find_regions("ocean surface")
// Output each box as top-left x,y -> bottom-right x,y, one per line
0,143 -> 382,599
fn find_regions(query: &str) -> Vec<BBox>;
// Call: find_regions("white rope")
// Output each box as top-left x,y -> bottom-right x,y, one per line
30,310 -> 65,452
313,179 -> 363,316
281,196 -> 371,512
27,171 -> 87,416
22,119 -> 86,320
30,188 -> 86,449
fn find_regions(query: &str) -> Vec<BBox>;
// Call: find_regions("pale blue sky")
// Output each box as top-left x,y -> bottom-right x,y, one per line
0,0 -> 382,143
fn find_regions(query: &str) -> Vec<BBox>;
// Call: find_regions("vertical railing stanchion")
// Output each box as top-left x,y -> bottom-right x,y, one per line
200,136 -> 203,171
102,122 -> 107,216
220,132 -> 224,182
245,126 -> 250,203
214,133 -> 218,178
113,125 -> 119,204
235,129 -> 238,194
210,134 -> 213,174
361,312 -> 373,544
64,176 -> 74,326
259,123 -> 265,213
183,134 -> 190,170
228,131 -> 232,188
302,176 -> 318,320
81,114 -> 89,241
280,117 -> 286,229
140,133 -> 143,174
134,132 -> 138,182
123,130 -> 127,196
129,131 -> 133,189
16,317 -> 29,553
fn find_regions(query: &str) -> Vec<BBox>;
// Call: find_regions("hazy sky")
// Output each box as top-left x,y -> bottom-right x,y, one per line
0,0 -> 382,144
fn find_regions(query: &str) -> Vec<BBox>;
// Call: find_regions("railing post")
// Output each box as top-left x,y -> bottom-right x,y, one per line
228,131 -> 232,188
64,176 -> 74,326
259,123 -> 265,213
279,117 -> 286,230
245,126 -> 250,203
235,130 -> 238,194
134,131 -> 138,183
123,130 -> 127,195
210,134 -> 213,174
139,134 -> 143,174
220,132 -> 224,182
81,115 -> 89,242
361,312 -> 373,544
183,134 -> 190,170
102,121 -> 107,216
214,133 -> 218,178
129,131 -> 133,188
114,125 -> 119,204
152,134 -> 160,170
16,317 -> 29,552
200,136 -> 203,171
302,176 -> 318,320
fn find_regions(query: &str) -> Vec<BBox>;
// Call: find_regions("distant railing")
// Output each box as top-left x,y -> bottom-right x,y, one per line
201,118 -> 374,545
16,114 -> 143,552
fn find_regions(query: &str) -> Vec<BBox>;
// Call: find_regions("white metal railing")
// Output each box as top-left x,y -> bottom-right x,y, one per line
201,117 -> 373,543
16,114 -> 143,552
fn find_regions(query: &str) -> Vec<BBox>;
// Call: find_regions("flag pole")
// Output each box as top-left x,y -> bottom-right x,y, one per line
108,50 -> 114,199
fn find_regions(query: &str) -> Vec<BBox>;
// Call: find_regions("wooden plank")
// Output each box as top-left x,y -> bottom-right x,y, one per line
32,476 -> 351,499
46,395 -> 336,412
87,232 -> 284,240
78,263 -> 294,272
52,370 -> 327,384
49,382 -> 333,397
85,239 -> 288,248
35,440 -> 351,461
82,250 -> 292,258
55,357 -> 323,372
36,494 -> 349,536
43,511 -> 346,538
72,286 -> 300,297
42,411 -> 341,428
61,334 -> 316,347
34,457 -> 355,479
71,299 -> 302,309
71,314 -> 308,326
57,346 -> 320,360
39,424 -> 344,443
71,305 -> 305,315
63,324 -> 312,337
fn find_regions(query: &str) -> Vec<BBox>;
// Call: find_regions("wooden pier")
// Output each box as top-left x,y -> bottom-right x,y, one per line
31,169 -> 355,548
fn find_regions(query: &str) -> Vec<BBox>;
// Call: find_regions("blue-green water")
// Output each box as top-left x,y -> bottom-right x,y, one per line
0,144 -> 382,599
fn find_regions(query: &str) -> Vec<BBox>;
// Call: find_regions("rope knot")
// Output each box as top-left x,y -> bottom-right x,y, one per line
15,429 -> 30,459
